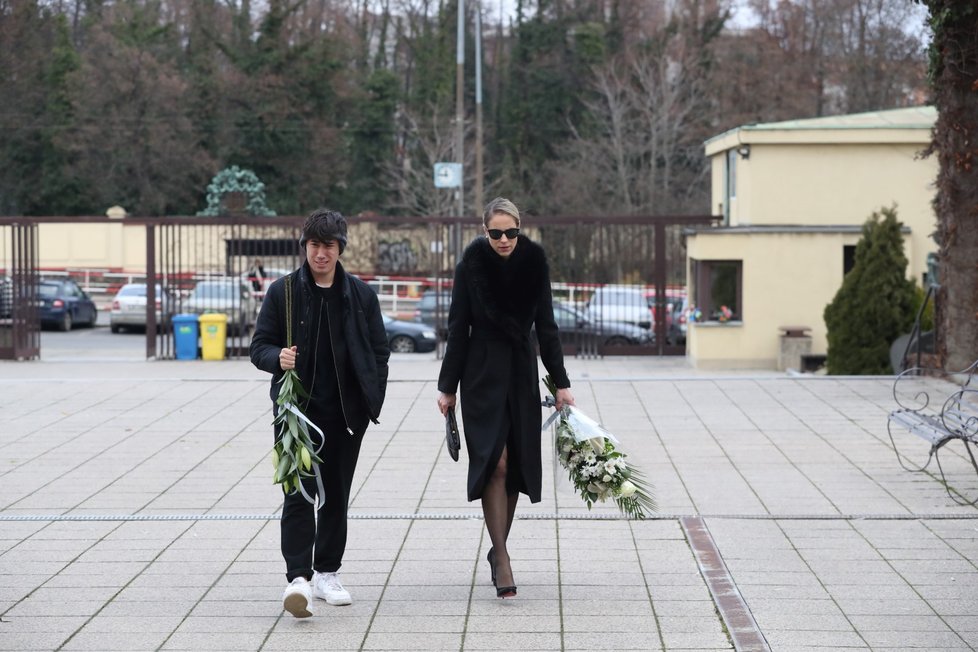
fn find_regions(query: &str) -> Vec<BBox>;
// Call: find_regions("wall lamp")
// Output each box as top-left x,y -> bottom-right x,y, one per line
735,144 -> 751,160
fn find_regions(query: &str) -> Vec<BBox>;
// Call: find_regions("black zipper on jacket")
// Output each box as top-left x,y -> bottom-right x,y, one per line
301,294 -> 321,412
327,301 -> 355,435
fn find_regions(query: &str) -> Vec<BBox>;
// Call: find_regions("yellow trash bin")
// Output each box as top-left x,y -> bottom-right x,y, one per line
198,313 -> 228,360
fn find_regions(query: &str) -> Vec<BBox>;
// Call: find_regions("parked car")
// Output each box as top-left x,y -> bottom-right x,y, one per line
109,283 -> 171,333
38,278 -> 98,331
643,290 -> 688,345
383,314 -> 437,353
551,301 -> 653,346
669,295 -> 689,344
413,290 -> 452,327
183,279 -> 258,335
584,285 -> 653,330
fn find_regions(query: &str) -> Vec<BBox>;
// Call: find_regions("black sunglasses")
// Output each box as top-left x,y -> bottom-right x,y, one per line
487,228 -> 520,240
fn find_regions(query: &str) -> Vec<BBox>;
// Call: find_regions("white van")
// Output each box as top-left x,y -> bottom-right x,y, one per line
583,285 -> 653,330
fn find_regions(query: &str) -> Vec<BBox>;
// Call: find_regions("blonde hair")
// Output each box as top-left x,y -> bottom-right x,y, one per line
482,197 -> 521,228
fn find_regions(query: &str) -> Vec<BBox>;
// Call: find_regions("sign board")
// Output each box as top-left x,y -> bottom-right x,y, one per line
433,162 -> 462,188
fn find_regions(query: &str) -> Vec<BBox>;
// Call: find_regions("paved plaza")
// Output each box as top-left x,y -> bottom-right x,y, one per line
1,354 -> 977,651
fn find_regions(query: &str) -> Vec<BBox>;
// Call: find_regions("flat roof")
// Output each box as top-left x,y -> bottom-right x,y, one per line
705,106 -> 936,154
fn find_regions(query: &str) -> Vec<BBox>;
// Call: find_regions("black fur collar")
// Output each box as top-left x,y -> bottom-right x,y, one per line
463,235 -> 548,341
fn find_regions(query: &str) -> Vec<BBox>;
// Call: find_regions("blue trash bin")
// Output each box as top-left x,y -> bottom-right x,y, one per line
173,313 -> 199,360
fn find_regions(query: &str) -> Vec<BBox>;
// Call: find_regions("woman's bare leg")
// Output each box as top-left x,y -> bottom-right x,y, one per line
482,447 -> 515,589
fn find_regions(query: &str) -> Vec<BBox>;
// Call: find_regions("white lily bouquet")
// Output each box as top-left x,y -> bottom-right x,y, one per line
271,277 -> 324,502
543,375 -> 656,519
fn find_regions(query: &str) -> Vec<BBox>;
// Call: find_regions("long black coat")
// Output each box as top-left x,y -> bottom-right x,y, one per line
437,236 -> 570,503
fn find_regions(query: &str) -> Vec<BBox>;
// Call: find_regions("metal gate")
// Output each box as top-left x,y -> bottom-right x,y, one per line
0,213 -> 716,361
523,215 -> 712,357
331,214 -> 717,358
139,217 -> 306,359
0,223 -> 40,360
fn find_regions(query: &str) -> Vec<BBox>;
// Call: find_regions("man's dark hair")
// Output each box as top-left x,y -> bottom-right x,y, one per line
299,208 -> 348,254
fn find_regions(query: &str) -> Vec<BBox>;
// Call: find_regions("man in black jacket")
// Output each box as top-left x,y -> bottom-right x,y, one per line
250,208 -> 390,618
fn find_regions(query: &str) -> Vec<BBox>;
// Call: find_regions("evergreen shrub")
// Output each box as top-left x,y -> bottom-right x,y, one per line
823,207 -> 916,374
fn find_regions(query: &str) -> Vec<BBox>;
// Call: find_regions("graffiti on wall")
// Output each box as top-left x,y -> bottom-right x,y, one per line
378,239 -> 418,275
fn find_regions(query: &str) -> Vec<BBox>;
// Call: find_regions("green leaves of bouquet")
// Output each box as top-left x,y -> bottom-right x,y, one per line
543,375 -> 656,519
269,272 -> 322,496
271,369 -> 322,495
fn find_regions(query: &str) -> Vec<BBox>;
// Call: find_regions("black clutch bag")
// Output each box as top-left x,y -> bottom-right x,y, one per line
445,409 -> 460,462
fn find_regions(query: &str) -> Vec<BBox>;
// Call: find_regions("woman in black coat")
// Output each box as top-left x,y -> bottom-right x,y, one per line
437,197 -> 574,598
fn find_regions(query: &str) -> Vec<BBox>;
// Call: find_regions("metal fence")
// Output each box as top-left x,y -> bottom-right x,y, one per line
0,213 -> 717,360
0,222 -> 40,360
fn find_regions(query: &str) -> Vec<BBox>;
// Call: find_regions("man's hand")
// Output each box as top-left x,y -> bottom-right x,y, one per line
279,346 -> 297,371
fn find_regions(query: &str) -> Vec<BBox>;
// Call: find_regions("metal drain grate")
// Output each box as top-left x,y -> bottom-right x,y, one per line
1,511 -> 975,522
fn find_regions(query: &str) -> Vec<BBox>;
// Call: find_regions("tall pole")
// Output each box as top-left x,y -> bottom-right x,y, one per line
454,0 -> 465,261
474,3 -> 484,215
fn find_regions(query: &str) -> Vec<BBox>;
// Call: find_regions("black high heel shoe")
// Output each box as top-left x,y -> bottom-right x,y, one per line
489,549 -> 517,598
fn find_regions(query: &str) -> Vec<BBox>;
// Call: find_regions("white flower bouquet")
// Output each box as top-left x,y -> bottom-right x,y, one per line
543,375 -> 656,519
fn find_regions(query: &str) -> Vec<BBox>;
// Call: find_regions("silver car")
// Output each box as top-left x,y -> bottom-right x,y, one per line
183,279 -> 258,335
110,283 -> 170,333
584,285 -> 653,330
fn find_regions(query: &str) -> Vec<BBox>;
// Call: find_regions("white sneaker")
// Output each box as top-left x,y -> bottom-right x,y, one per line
282,577 -> 313,618
312,571 -> 352,606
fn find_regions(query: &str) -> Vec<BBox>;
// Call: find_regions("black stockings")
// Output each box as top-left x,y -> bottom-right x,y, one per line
482,445 -> 517,588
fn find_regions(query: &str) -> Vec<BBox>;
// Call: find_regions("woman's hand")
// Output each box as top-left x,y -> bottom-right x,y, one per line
279,345 -> 297,371
437,392 -> 456,416
555,387 -> 575,411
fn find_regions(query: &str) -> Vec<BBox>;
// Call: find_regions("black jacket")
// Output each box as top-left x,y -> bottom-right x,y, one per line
250,261 -> 390,433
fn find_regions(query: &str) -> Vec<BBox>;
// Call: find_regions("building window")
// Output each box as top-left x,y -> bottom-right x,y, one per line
843,245 -> 856,276
693,259 -> 742,322
724,149 -> 737,225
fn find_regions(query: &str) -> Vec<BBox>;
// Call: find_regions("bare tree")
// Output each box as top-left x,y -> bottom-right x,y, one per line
744,0 -> 926,117
546,21 -> 713,216
542,47 -> 710,280
388,102 -> 473,217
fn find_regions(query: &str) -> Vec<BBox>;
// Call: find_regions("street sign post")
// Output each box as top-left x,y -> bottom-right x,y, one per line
433,163 -> 462,188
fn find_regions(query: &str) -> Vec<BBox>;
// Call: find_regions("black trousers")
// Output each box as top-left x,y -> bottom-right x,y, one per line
281,416 -> 363,581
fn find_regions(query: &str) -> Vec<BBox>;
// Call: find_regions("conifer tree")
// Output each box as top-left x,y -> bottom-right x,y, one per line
0,5 -> 85,215
340,68 -> 398,214
824,207 -> 916,374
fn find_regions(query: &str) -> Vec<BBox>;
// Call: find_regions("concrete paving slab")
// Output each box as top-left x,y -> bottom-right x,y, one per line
562,631 -> 664,649
262,632 -> 363,650
3,357 -> 978,650
158,631 -> 270,650
362,632 -> 465,650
